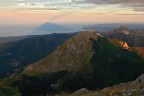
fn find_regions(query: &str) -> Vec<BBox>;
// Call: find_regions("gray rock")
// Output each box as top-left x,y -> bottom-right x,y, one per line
134,74 -> 144,84
72,88 -> 91,96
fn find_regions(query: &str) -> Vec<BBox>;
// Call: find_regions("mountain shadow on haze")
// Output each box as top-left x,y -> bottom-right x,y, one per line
33,22 -> 76,35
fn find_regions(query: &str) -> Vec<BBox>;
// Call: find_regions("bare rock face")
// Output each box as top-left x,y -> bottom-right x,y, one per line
134,74 -> 144,84
123,42 -> 129,49
118,41 -> 129,49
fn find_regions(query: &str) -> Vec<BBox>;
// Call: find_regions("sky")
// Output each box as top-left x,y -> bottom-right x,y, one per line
0,0 -> 144,25
0,0 -> 144,36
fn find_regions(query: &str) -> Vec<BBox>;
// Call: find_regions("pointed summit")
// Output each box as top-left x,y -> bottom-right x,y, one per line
74,30 -> 102,41
113,26 -> 130,35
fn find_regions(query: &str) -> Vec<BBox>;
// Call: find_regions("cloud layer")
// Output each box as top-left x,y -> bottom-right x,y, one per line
0,0 -> 144,12
72,0 -> 144,11
72,0 -> 144,4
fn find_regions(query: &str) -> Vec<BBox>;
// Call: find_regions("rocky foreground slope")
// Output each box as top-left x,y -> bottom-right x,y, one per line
69,74 -> 144,96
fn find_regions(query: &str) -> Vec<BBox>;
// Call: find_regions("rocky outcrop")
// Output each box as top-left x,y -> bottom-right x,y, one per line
71,88 -> 91,96
118,41 -> 129,49
133,74 -> 144,84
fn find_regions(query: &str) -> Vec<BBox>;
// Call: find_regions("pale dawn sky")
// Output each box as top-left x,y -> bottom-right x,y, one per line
0,0 -> 144,24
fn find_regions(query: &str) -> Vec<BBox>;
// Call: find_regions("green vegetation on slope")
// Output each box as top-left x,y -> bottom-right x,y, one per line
0,33 -> 73,79
91,38 -> 144,87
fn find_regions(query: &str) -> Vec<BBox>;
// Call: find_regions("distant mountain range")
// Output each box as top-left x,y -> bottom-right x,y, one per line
102,26 -> 144,47
0,36 -> 25,43
83,24 -> 144,32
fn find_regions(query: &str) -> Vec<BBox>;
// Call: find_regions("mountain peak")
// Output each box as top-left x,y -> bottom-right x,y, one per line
115,26 -> 129,31
24,30 -> 103,74
75,30 -> 102,40
111,26 -> 130,35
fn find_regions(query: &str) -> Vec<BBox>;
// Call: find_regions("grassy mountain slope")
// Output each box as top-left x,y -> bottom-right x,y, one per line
0,33 -> 74,79
133,47 -> 144,60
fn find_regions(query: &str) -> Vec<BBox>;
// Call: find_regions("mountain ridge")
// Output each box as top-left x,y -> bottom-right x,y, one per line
24,31 -> 102,74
